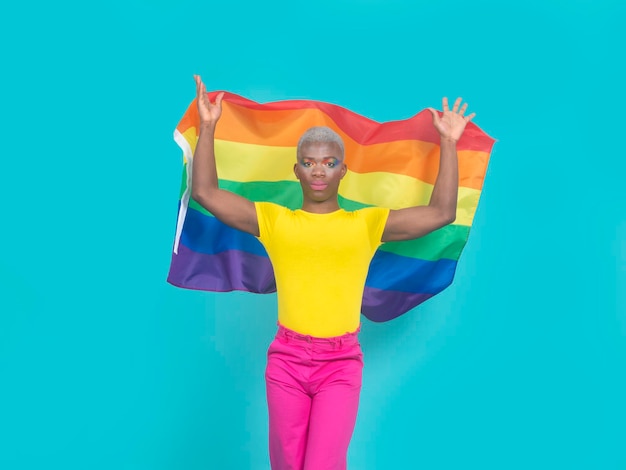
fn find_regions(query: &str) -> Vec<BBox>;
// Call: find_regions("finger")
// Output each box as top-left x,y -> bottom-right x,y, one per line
196,76 -> 206,100
452,97 -> 462,113
459,102 -> 468,117
215,91 -> 225,107
464,112 -> 476,122
442,97 -> 449,112
427,107 -> 440,125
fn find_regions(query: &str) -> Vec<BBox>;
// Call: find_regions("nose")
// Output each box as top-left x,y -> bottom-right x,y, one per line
312,163 -> 325,177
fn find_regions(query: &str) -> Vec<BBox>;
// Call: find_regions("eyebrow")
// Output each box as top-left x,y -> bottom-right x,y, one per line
301,157 -> 339,162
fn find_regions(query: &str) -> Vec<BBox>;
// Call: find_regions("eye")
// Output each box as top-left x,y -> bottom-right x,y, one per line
302,161 -> 313,167
326,161 -> 336,168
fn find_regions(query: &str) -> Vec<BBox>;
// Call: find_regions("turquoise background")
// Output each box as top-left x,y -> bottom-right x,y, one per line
1,0 -> 625,468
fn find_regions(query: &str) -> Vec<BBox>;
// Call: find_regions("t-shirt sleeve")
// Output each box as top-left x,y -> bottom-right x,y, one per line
254,201 -> 284,247
360,206 -> 390,250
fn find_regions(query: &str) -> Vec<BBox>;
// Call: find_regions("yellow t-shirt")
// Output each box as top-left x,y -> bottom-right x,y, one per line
255,202 -> 389,337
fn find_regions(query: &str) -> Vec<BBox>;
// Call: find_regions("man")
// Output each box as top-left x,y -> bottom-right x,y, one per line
190,75 -> 475,470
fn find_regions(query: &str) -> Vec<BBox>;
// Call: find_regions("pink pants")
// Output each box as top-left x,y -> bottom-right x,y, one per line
265,324 -> 363,470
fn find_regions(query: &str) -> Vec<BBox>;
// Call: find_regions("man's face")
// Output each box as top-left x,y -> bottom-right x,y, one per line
294,142 -> 347,203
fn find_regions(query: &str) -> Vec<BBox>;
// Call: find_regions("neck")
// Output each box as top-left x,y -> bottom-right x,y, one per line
300,199 -> 341,214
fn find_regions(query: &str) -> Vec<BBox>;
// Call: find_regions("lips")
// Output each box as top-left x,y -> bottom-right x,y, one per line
311,182 -> 328,191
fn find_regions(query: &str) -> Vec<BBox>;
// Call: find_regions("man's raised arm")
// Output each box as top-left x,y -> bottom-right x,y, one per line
382,97 -> 475,242
190,75 -> 260,237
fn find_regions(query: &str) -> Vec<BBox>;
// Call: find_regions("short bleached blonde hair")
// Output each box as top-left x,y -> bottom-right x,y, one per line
296,126 -> 345,159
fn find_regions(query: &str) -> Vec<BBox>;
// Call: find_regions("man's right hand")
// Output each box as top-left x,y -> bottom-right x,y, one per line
194,74 -> 224,126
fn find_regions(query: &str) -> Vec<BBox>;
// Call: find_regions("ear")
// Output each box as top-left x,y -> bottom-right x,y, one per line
294,163 -> 300,179
340,163 -> 347,179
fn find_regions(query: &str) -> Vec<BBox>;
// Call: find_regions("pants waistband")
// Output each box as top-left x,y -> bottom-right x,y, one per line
276,323 -> 360,346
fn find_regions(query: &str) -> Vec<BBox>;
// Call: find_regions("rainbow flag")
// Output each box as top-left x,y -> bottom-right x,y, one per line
167,92 -> 495,322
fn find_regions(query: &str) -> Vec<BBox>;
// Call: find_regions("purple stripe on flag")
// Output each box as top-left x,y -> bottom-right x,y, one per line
168,244 -> 438,322
168,243 -> 276,293
362,287 -> 434,322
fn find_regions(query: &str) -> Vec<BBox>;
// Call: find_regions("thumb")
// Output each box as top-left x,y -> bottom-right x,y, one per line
427,107 -> 440,125
215,91 -> 225,107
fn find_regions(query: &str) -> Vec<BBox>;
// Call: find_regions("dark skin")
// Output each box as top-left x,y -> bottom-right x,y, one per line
293,143 -> 347,214
190,74 -> 476,242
